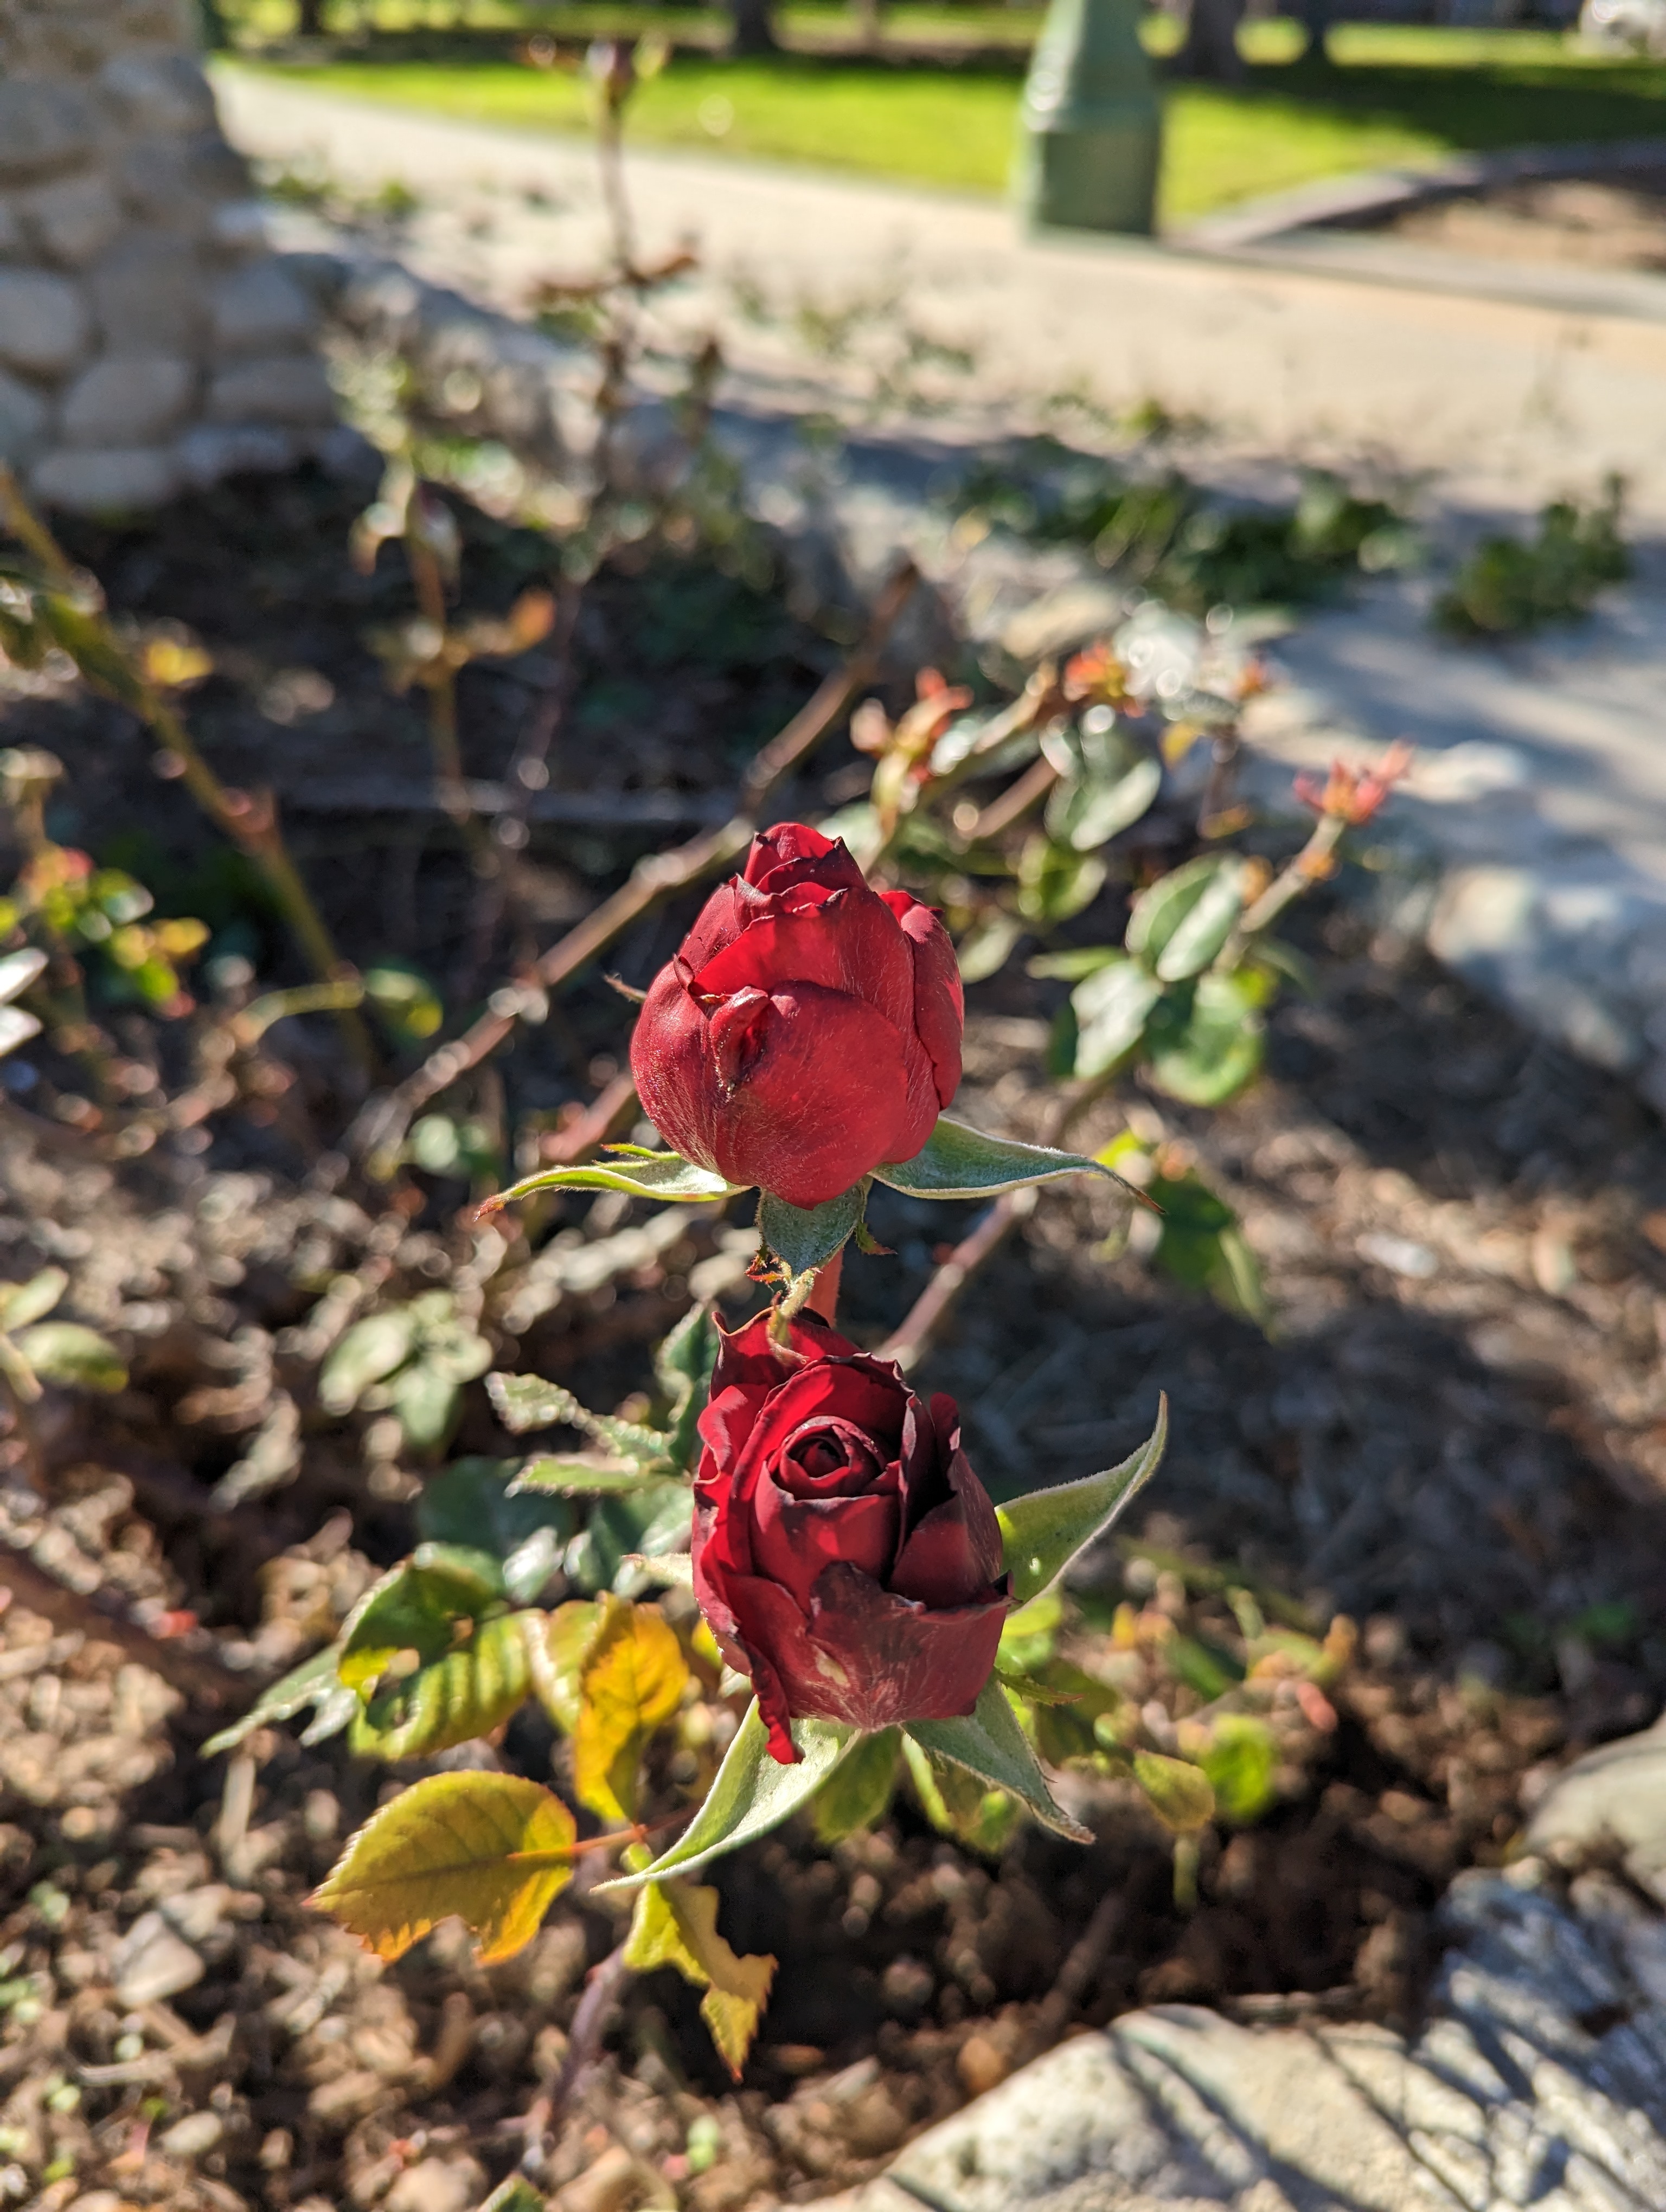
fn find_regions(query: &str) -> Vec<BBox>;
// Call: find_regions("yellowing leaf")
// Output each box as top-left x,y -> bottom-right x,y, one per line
1132,1751 -> 1216,1833
312,1771 -> 576,1964
573,1598 -> 689,1823
528,1599 -> 603,1734
625,1877 -> 775,2079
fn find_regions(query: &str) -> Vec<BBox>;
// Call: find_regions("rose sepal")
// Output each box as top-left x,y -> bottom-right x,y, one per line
875,1115 -> 1131,1201
996,1395 -> 1168,1606
905,1676 -> 1091,1842
478,1149 -> 744,1215
757,1181 -> 868,1277
596,1698 -> 856,1893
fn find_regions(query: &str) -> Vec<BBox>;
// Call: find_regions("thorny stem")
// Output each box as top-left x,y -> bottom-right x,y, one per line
0,468 -> 376,1079
349,559 -> 920,1169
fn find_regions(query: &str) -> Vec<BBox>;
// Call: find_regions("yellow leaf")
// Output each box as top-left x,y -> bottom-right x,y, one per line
312,1771 -> 575,1964
573,1597 -> 689,1824
1132,1750 -> 1216,1833
625,1877 -> 775,2079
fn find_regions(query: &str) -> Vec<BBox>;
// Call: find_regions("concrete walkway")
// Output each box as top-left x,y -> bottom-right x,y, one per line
215,69 -> 1666,527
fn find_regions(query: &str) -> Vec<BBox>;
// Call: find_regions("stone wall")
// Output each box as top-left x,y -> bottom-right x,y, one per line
0,0 -> 339,513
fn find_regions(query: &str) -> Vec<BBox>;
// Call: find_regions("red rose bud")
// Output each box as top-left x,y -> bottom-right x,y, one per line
630,823 -> 963,1210
691,1310 -> 1009,1764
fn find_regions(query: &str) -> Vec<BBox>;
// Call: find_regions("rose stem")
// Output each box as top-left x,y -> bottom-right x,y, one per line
520,1937 -> 633,2179
879,1187 -> 1036,1372
805,1248 -> 843,1325
349,556 -> 921,1172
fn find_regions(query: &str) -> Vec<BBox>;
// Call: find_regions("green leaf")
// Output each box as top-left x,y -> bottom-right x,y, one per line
0,1266 -> 66,1332
906,1677 -> 1091,1843
319,1309 -> 414,1415
1132,1751 -> 1216,1833
876,1115 -> 1113,1201
477,2179 -> 547,2212
14,1322 -> 126,1393
1196,1714 -> 1279,1825
903,1735 -> 1025,1856
418,1457 -> 575,1589
599,1700 -> 854,1893
758,1182 -> 866,1276
1144,972 -> 1265,1107
810,1727 -> 901,1844
488,1371 -> 672,1468
312,1771 -> 576,1964
1126,855 -> 1242,980
352,1610 -> 537,1762
526,1599 -> 603,1733
572,1597 -> 690,1823
1016,834 -> 1106,926
388,1361 -> 462,1456
1070,957 -> 1163,1080
1027,946 -> 1120,983
1046,747 -> 1162,853
202,1643 -> 347,1758
954,910 -> 1024,985
625,1879 -> 776,2080
513,1456 -> 665,1497
0,948 -> 47,1007
996,1399 -> 1169,1606
656,1304 -> 719,1474
338,1547 -> 507,1702
483,1152 -> 741,1213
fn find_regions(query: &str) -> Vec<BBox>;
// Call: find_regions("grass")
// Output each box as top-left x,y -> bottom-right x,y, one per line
225,21 -> 1666,224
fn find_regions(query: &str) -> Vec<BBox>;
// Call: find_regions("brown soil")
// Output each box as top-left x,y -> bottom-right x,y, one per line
0,471 -> 1664,2212
1369,171 -> 1666,272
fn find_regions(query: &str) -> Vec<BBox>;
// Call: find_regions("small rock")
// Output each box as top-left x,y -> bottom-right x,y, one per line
306,2068 -> 387,2127
61,356 -> 195,447
89,237 -> 206,353
956,2032 -> 1011,2098
159,2111 -> 223,2158
0,82 -> 94,181
207,356 -> 336,428
0,368 -> 49,464
1357,1230 -> 1438,1280
553,2145 -> 639,2212
111,1910 -> 204,2006
212,261 -> 316,358
1526,1713 -> 1666,1901
383,2156 -> 485,2212
0,267 -> 91,376
99,53 -> 217,136
19,173 -> 122,268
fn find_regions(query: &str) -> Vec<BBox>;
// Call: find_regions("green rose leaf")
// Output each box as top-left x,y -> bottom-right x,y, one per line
597,1700 -> 854,1893
759,1182 -> 867,1277
1126,854 -> 1244,980
488,1371 -> 672,1469
1144,971 -> 1265,1107
905,1676 -> 1091,1843
902,1737 -> 1024,1857
337,1545 -> 507,1702
482,1150 -> 741,1214
202,1642 -> 348,1759
1070,956 -> 1164,1081
876,1116 -> 1114,1201
996,1397 -> 1169,1605
319,1309 -> 415,1416
1132,1751 -> 1216,1833
655,1303 -> 720,1475
811,1727 -> 902,1844
512,1456 -> 671,1497
351,1609 -> 539,1763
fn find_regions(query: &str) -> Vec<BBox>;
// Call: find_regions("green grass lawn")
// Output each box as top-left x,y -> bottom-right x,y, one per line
228,24 -> 1666,224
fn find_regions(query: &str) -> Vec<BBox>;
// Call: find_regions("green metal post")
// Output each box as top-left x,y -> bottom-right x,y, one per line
1014,0 -> 1163,237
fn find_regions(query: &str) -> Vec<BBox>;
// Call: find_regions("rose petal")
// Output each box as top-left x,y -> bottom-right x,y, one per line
890,1448 -> 1004,1607
695,890 -> 916,1040
880,891 -> 963,1109
744,822 -> 851,891
752,1481 -> 899,1609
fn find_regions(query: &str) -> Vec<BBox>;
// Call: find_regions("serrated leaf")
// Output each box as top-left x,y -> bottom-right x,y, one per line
202,1643 -> 346,1758
1016,834 -> 1105,926
572,1597 -> 689,1823
906,1677 -> 1091,1843
418,1456 -> 574,1577
902,1735 -> 1023,1857
319,1309 -> 415,1415
625,1878 -> 776,2079
810,1727 -> 901,1844
300,1682 -> 360,1747
14,1322 -> 126,1393
482,1152 -> 741,1213
351,1609 -> 538,1762
996,1398 -> 1168,1605
0,1266 -> 66,1332
1070,956 -> 1163,1080
488,1371 -> 581,1435
1132,1751 -> 1216,1832
1144,972 -> 1265,1107
527,1599 -> 603,1733
1127,854 -> 1239,976
656,1303 -> 719,1474
338,1547 -> 507,1701
758,1182 -> 866,1276
600,1700 -> 854,1893
513,1455 -> 668,1496
312,1771 -> 576,1963
0,948 -> 47,1007
876,1115 -> 1114,1201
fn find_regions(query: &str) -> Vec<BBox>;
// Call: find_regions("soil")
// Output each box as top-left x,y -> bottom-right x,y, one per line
1,470 -> 1664,2212
1361,170 -> 1666,273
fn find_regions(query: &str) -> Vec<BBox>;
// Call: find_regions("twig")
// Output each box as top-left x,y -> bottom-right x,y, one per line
1021,1889 -> 1127,2061
0,1534 -> 247,1705
879,1187 -> 1035,1372
959,753 -> 1060,847
542,1068 -> 640,1166
521,1938 -> 633,2178
351,559 -> 920,1169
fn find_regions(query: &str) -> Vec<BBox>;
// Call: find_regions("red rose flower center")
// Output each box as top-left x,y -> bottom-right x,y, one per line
778,1418 -> 891,1498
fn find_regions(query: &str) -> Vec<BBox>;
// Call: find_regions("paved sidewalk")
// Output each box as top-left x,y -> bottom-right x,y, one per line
216,69 -> 1666,526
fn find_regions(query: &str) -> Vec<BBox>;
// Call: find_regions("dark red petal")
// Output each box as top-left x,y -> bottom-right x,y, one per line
752,1483 -> 899,1610
695,893 -> 915,1039
726,1561 -> 1007,1734
750,1361 -> 907,1467
708,1309 -> 862,1399
630,966 -> 728,1180
708,988 -> 772,1092
880,891 -> 964,1109
744,821 -> 851,891
699,982 -> 925,1208
677,879 -> 747,973
890,1449 -> 1004,1607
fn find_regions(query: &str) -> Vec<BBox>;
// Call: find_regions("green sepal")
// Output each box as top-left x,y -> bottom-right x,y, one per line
758,1181 -> 867,1276
596,1699 -> 854,1892
905,1676 -> 1091,1843
482,1150 -> 742,1213
876,1115 -> 1114,1201
810,1727 -> 901,1844
996,1397 -> 1168,1605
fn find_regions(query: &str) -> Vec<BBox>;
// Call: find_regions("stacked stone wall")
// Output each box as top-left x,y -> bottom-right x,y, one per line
0,0 -> 338,512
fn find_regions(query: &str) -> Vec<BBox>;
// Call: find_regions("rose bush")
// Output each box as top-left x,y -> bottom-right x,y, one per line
630,822 -> 963,1210
691,1308 -> 1009,1764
